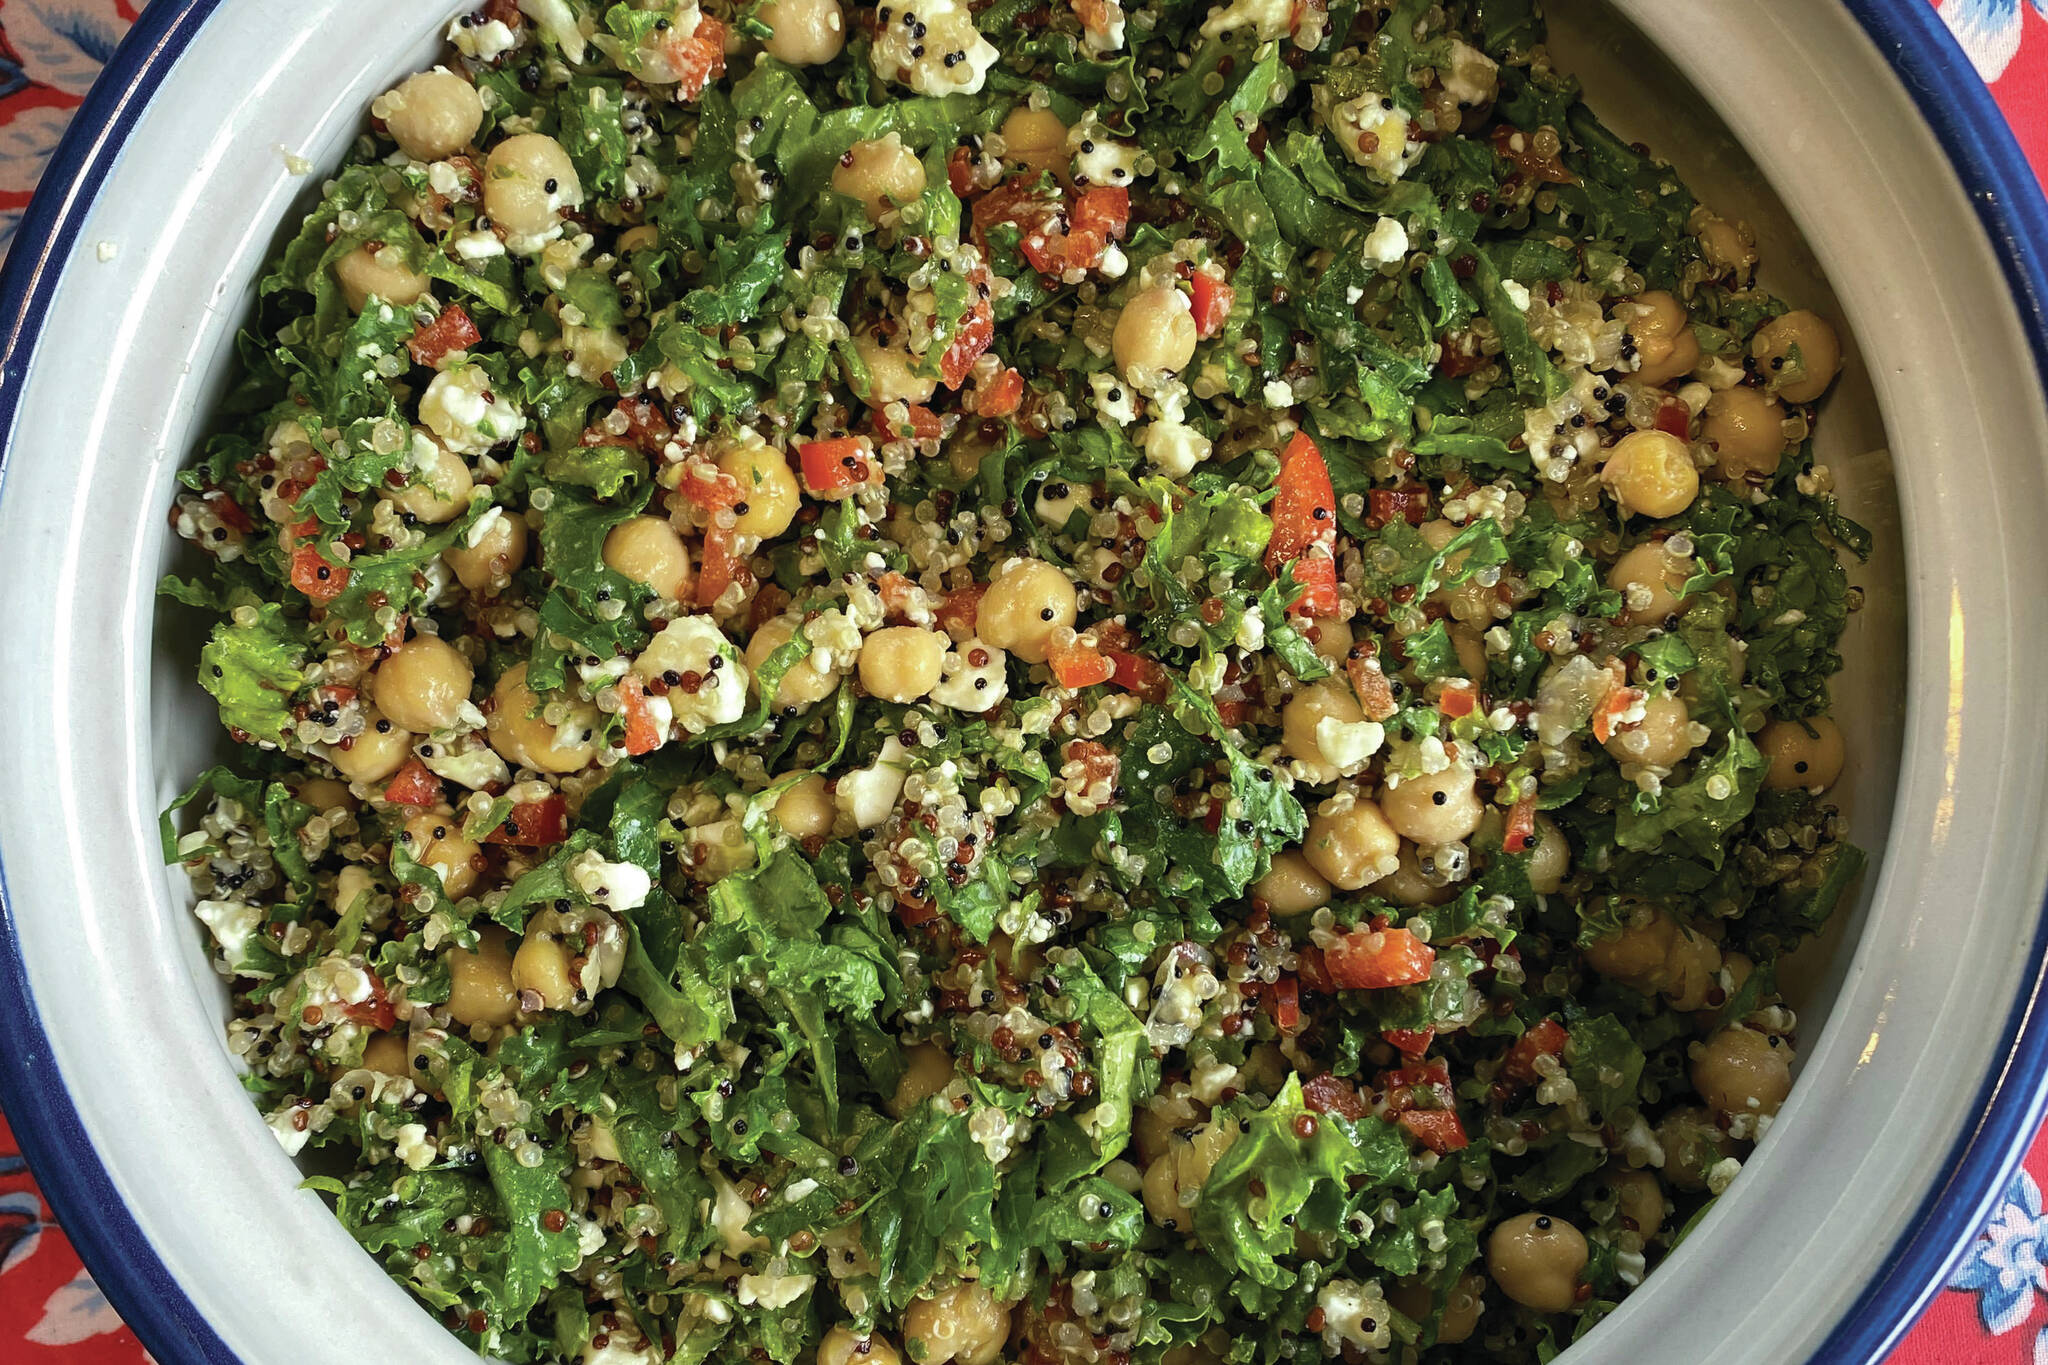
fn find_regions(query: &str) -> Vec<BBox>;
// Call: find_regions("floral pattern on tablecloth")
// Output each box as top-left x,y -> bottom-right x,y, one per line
0,0 -> 2044,1361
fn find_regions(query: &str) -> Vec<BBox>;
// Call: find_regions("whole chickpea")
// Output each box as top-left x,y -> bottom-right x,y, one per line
444,509 -> 528,595
1604,692 -> 1698,769
1142,1119 -> 1239,1233
361,1032 -> 410,1076
717,438 -> 801,540
760,0 -> 846,66
1758,715 -> 1845,791
1253,849 -> 1332,915
483,133 -> 582,240
446,926 -> 518,1027
1623,290 -> 1701,387
859,625 -> 947,703
999,105 -> 1069,173
1601,429 -> 1700,519
1696,215 -> 1757,275
1601,1166 -> 1666,1239
512,923 -> 577,1011
833,133 -> 926,220
1692,1026 -> 1793,1119
1133,1086 -> 1206,1167
816,1326 -> 901,1365
1302,796 -> 1400,891
850,332 -> 938,406
1281,679 -> 1366,783
1582,904 -> 1678,990
1752,309 -> 1842,404
976,558 -> 1077,664
388,434 -> 474,524
602,516 -> 691,600
1656,1105 -> 1736,1191
1387,1273 -> 1486,1346
329,708 -> 414,784
1381,763 -> 1484,844
773,773 -> 839,841
1606,540 -> 1691,628
334,241 -> 428,314
1307,614 -> 1353,668
1112,285 -> 1199,380
901,1283 -> 1008,1365
1451,623 -> 1488,682
295,776 -> 353,812
888,1042 -> 955,1117
401,810 -> 483,899
485,661 -> 598,774
1486,1212 -> 1588,1313
1371,842 -> 1456,907
745,617 -> 839,711
372,635 -> 474,734
1701,385 -> 1787,482
1526,813 -> 1570,894
381,69 -> 483,162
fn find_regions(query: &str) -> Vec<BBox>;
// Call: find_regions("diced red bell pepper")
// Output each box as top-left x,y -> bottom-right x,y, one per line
1301,1071 -> 1369,1119
696,527 -> 741,608
974,367 -> 1026,418
1285,552 -> 1339,618
658,14 -> 726,101
1105,649 -> 1171,703
972,179 -> 1129,277
872,403 -> 944,443
1346,653 -> 1399,722
1502,1018 -> 1571,1085
382,759 -> 440,808
1266,976 -> 1302,1033
1397,1108 -> 1470,1153
1382,1026 -> 1436,1058
486,792 -> 569,847
203,487 -> 256,534
947,145 -> 977,198
937,583 -> 988,639
1592,685 -> 1647,744
1503,795 -> 1538,853
407,304 -> 481,367
1048,636 -> 1115,690
1295,944 -> 1334,994
290,543 -> 350,605
677,460 -> 744,512
1367,488 -> 1432,529
1190,264 -> 1234,339
1438,683 -> 1478,718
1265,431 -> 1339,616
939,265 -> 996,390
341,974 -> 398,1032
1326,927 -> 1437,990
606,396 -> 674,454
797,436 -> 877,498
618,675 -> 663,756
1653,396 -> 1692,439
1071,185 -> 1129,241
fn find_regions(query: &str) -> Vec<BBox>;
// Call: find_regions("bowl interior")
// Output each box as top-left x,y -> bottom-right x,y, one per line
0,3 -> 2039,1365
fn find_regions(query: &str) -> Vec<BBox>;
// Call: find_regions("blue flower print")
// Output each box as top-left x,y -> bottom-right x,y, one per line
1943,0 -> 2048,82
1952,1167 -> 2048,1337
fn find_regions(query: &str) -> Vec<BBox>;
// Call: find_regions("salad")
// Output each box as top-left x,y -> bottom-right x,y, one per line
162,0 -> 1869,1360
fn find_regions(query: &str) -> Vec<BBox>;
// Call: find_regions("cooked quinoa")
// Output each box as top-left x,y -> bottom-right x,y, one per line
162,0 -> 1868,1360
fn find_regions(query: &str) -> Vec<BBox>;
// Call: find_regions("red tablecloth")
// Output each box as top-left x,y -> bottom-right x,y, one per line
1,0 -> 2044,1360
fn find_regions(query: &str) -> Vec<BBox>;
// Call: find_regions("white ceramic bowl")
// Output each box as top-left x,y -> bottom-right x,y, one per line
1,2 -> 2044,1362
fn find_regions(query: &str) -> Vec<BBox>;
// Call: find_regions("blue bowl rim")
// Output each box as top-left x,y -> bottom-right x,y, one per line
0,2 -> 2043,1363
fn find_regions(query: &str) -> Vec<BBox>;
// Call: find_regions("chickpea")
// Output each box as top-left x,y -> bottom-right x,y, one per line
859,625 -> 947,703
717,438 -> 801,540
334,241 -> 427,313
485,661 -> 598,774
761,0 -> 846,66
1486,1212 -> 1587,1313
1282,679 -> 1366,783
483,132 -> 582,239
617,224 -> 660,253
1758,715 -> 1844,791
1662,926 -> 1724,1011
1381,763 -> 1484,845
1693,1026 -> 1793,1119
401,810 -> 482,899
1601,429 -> 1699,519
1604,692 -> 1698,769
1702,385 -> 1787,482
1253,849 -> 1331,915
512,925 -> 576,1010
330,708 -> 414,784
444,509 -> 528,595
889,1042 -> 955,1117
1606,540 -> 1691,628
1303,796 -> 1400,890
602,515 -> 691,600
1142,1119 -> 1239,1232
446,927 -> 518,1027
361,1032 -> 410,1076
1656,1105 -> 1736,1191
381,69 -> 483,162
1417,519 -> 1496,624
1306,614 -> 1353,669
902,1283 -> 1008,1365
372,635 -> 474,734
1585,905 -> 1723,1009
1133,1086 -> 1205,1167
773,773 -> 838,841
1371,842 -> 1455,906
1450,623 -> 1487,682
1388,1273 -> 1485,1346
976,558 -> 1077,664
999,105 -> 1068,173
1752,309 -> 1842,404
1601,1166 -> 1666,1239
1624,290 -> 1701,388
1112,285 -> 1199,380
817,1326 -> 901,1365
389,433 -> 474,524
833,134 -> 926,220
745,617 -> 839,711
849,332 -> 938,406
1526,814 -> 1570,894
1696,215 -> 1757,275
295,777 -> 353,812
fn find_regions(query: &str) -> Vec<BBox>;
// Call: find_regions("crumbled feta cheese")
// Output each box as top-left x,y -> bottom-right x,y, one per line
519,0 -> 588,63
1363,215 -> 1409,265
737,1266 -> 815,1310
869,0 -> 997,96
1142,418 -> 1212,477
1199,0 -> 1292,41
394,1123 -> 437,1170
1501,279 -> 1532,312
1316,1279 -> 1394,1353
1315,717 -> 1386,776
568,850 -> 654,912
420,738 -> 511,791
1328,93 -> 1421,181
1073,132 -> 1141,190
932,640 -> 1008,712
1092,371 -> 1138,426
711,1173 -> 768,1256
1262,378 -> 1295,409
836,736 -> 910,828
633,617 -> 748,732
1440,38 -> 1500,109
419,364 -> 525,455
449,15 -> 519,61
195,899 -> 262,963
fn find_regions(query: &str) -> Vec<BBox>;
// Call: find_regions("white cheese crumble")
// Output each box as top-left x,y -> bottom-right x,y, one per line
836,735 -> 910,828
419,364 -> 525,455
1363,215 -> 1409,265
633,617 -> 748,732
568,850 -> 654,912
869,0 -> 998,96
1198,0 -> 1292,41
932,640 -> 1009,712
